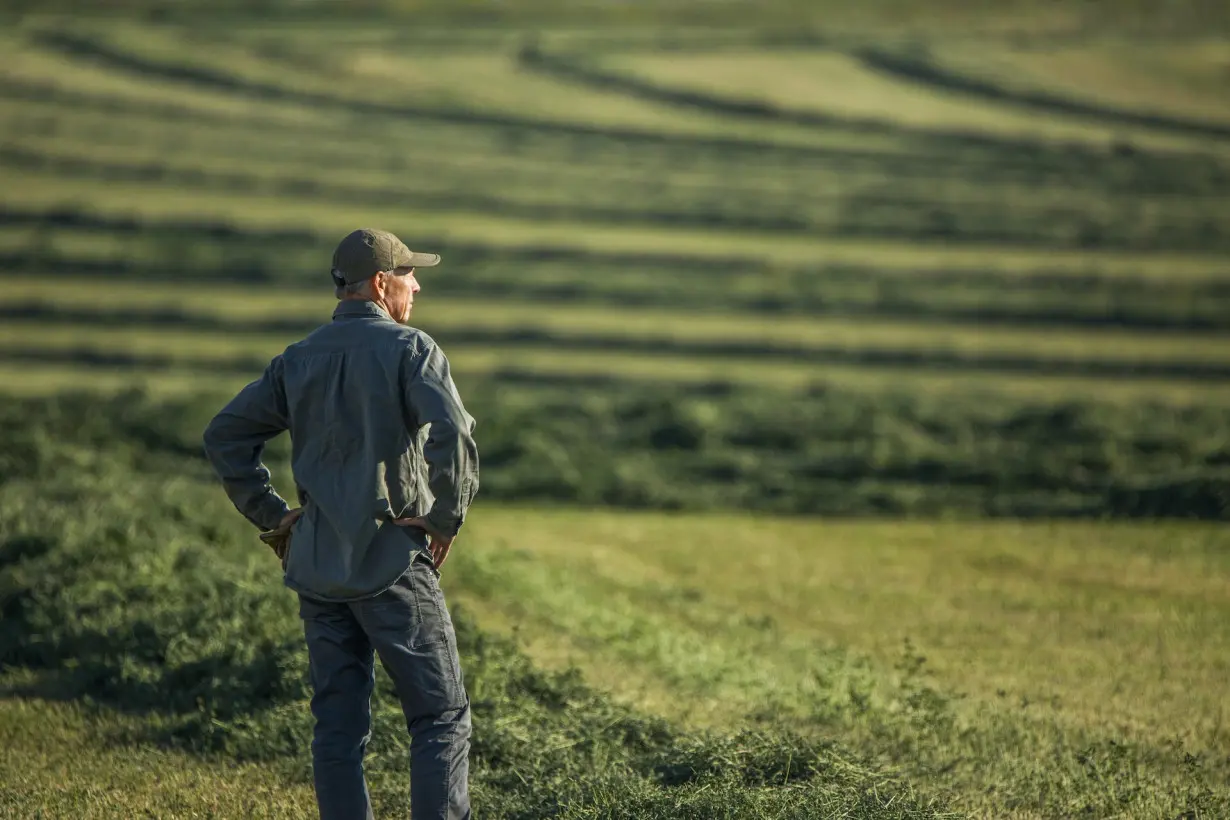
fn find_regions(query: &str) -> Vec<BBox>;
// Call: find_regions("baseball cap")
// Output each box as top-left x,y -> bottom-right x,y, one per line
331,228 -> 441,286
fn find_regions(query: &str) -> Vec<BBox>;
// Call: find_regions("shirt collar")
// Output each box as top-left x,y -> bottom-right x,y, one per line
333,300 -> 393,322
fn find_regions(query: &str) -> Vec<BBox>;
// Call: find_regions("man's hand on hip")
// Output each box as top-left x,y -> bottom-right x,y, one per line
260,507 -> 303,568
278,508 -> 304,531
393,516 -> 455,570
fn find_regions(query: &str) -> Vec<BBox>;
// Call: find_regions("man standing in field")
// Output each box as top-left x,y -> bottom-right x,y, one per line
203,229 -> 479,820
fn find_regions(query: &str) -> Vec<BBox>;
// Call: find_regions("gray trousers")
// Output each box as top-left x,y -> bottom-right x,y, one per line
298,553 -> 471,820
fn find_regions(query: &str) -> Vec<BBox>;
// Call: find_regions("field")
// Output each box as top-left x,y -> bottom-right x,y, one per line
0,1 -> 1228,817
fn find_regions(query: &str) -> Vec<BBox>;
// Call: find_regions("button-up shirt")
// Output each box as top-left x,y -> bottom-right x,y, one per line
203,299 -> 479,602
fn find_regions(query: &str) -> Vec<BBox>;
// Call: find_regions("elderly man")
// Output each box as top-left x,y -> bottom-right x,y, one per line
203,228 -> 479,820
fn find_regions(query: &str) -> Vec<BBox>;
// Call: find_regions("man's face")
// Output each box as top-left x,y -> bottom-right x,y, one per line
380,266 -> 421,324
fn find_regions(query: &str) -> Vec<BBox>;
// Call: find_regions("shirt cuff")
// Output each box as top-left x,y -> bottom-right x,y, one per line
253,494 -> 291,532
424,507 -> 463,538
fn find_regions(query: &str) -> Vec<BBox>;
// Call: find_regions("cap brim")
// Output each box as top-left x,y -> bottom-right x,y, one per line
400,251 -> 440,268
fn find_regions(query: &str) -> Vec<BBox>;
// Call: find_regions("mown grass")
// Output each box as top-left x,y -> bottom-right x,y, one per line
10,0 -> 1230,34
928,40 -> 1230,128
447,514 -> 1230,819
451,510 -> 1230,749
0,431 -> 949,820
590,49 -> 1224,153
0,696 -> 321,819
6,217 -> 1230,340
8,353 -> 1230,409
5,20 -> 1230,258
4,158 -> 1225,274
0,392 -> 1226,818
5,24 -> 871,152
1,10 -> 1229,817
0,363 -> 253,397
10,164 -> 1227,273
8,281 -> 1230,367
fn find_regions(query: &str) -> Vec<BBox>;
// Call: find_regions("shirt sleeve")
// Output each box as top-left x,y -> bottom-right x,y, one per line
202,356 -> 292,532
403,339 -> 480,537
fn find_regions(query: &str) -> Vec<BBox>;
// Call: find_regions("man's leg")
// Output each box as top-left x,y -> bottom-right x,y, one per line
355,554 -> 471,820
299,594 -> 377,820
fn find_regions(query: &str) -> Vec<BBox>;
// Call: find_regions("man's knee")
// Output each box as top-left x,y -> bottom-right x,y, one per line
311,691 -> 374,763
313,720 -> 373,764
408,699 -> 470,741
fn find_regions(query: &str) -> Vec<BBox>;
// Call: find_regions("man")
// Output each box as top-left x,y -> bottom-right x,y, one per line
203,228 -> 479,820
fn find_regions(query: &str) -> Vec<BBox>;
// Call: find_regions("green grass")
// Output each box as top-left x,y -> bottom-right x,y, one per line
8,323 -> 1230,406
0,439 -> 951,820
0,363 -> 253,397
0,696 -> 322,819
449,511 -> 1230,819
9,165 -> 1227,274
10,356 -> 1230,409
931,40 -> 1230,127
0,394 -> 1226,818
9,0 -> 1230,34
6,20 -> 1230,260
2,9 -> 1230,817
4,511 -> 1226,819
593,48 -> 1225,153
5,23 -> 884,153
452,510 -> 1230,750
9,280 -> 1230,366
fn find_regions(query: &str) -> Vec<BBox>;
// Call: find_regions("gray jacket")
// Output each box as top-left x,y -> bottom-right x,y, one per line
203,299 -> 479,601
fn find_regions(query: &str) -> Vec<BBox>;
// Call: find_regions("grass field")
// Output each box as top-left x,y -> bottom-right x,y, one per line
1,2 -> 1228,817
2,448 -> 1227,817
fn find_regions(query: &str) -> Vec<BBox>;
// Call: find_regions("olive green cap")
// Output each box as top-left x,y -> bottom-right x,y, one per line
330,228 -> 440,286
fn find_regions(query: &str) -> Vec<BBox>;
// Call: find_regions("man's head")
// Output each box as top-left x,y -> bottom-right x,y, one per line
331,229 -> 441,324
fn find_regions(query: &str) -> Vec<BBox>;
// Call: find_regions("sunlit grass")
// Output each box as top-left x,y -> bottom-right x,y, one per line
933,39 -> 1230,126
7,279 -> 1230,366
5,344 -> 1230,407
451,507 -> 1230,752
0,695 -> 319,820
13,22 -> 894,154
6,169 -> 1229,279
597,49 -> 1225,153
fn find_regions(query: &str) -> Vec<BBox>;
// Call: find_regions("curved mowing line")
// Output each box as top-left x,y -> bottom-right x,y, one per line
514,46 -> 1230,162
7,143 -> 1230,253
5,213 -> 1230,333
21,31 -> 915,167
4,204 -> 1230,288
7,274 -> 1230,335
857,48 -> 1230,143
0,144 -> 815,235
3,318 -> 1230,384
32,27 -> 1222,181
8,76 -> 1223,199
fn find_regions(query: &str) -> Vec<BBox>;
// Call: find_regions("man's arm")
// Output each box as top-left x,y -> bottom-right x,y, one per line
202,357 -> 292,531
401,339 -> 480,538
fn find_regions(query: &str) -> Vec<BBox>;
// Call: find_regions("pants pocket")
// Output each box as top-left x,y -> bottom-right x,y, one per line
358,561 -> 466,721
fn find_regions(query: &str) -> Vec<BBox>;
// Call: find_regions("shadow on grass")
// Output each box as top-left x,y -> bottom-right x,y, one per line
9,140 -> 1229,251
858,47 -> 1230,143
4,312 -> 1230,383
0,511 -> 934,819
7,72 -> 1222,201
29,28 -> 1230,195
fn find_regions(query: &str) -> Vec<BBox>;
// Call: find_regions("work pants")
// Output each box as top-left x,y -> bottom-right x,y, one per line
298,552 -> 471,820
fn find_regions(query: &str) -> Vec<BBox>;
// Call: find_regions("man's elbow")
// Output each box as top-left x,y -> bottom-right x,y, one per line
201,414 -> 229,464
